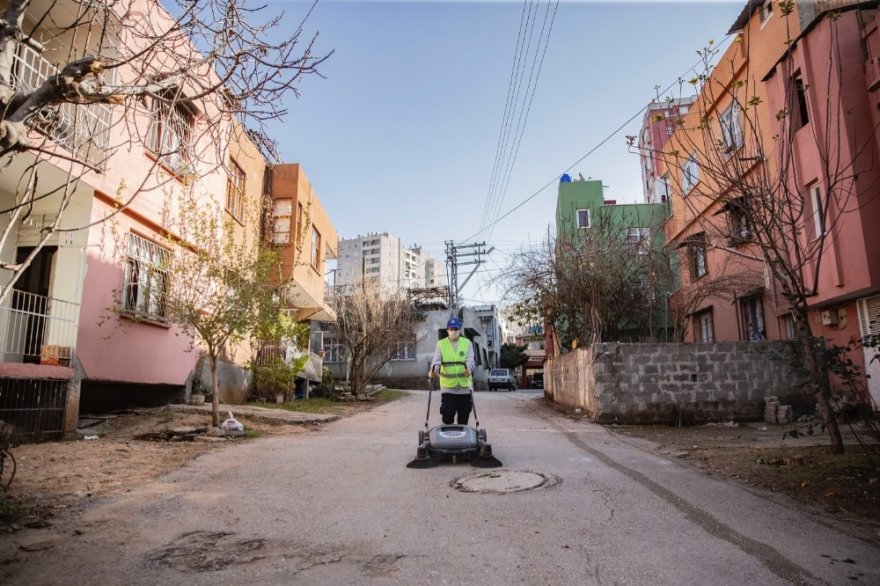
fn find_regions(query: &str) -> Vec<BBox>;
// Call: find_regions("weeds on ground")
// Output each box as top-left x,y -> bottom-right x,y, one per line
0,492 -> 28,529
257,389 -> 407,415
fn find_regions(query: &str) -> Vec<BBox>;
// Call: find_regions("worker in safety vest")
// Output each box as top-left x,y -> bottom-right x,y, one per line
429,316 -> 476,425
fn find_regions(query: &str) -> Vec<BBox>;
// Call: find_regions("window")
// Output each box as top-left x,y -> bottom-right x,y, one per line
694,309 -> 714,342
273,199 -> 292,244
740,293 -> 766,341
720,102 -> 743,153
793,74 -> 809,129
809,182 -> 825,239
322,336 -> 344,363
656,173 -> 670,203
310,226 -> 321,270
760,1 -> 773,23
122,233 -> 169,321
390,333 -> 417,361
226,159 -> 245,222
780,314 -> 796,339
687,232 -> 708,279
726,198 -> 753,244
681,154 -> 699,193
147,93 -> 195,175
576,208 -> 591,229
296,203 -> 305,245
626,227 -> 651,254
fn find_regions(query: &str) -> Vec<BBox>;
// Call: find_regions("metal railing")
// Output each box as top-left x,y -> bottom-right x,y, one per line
0,290 -> 79,365
12,42 -> 113,168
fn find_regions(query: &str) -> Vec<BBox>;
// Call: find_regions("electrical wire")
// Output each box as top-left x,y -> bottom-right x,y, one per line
461,38 -> 732,245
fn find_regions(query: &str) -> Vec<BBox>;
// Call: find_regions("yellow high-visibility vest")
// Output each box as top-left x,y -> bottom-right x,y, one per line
438,336 -> 472,388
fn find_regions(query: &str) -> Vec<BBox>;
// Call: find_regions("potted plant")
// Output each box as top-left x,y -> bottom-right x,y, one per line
253,356 -> 295,404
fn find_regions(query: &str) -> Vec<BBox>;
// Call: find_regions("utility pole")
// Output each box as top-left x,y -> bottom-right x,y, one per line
445,240 -> 493,310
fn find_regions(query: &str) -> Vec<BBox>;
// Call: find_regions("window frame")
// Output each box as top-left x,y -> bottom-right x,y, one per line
272,199 -> 292,245
726,198 -> 753,245
576,208 -> 591,229
122,233 -> 170,322
322,335 -> 345,363
390,333 -> 417,361
809,182 -> 825,240
740,293 -> 767,341
626,227 -> 651,255
146,93 -> 195,176
681,153 -> 699,193
310,226 -> 322,270
226,158 -> 246,223
694,308 -> 715,343
688,232 -> 708,280
793,73 -> 810,129
760,1 -> 773,24
720,101 -> 743,154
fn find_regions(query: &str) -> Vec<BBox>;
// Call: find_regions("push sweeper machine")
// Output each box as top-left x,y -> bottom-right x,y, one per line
406,361 -> 503,469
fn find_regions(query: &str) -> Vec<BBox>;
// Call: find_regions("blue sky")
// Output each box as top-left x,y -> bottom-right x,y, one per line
265,0 -> 743,304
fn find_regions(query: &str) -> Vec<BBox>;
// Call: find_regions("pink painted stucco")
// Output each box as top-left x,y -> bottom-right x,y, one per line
76,252 -> 197,385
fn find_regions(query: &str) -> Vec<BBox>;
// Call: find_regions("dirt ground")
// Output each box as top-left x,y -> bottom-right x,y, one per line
608,420 -> 880,530
1,406 -> 315,531
2,399 -> 879,538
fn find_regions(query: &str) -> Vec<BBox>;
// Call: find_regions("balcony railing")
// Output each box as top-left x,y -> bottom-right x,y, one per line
0,289 -> 79,365
12,42 -> 113,168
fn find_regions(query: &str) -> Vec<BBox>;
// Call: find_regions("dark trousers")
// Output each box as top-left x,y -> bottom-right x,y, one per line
440,392 -> 472,425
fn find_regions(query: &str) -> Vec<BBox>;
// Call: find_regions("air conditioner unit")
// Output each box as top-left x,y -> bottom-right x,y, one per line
820,310 -> 838,326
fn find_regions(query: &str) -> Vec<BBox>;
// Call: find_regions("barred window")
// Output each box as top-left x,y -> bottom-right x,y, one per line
147,93 -> 195,175
123,233 -> 170,320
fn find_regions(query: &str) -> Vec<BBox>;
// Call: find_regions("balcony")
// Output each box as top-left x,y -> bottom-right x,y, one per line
12,41 -> 113,168
0,289 -> 79,365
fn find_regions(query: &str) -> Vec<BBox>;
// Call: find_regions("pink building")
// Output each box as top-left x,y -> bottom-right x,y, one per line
638,97 -> 695,204
659,1 -> 880,406
0,0 -> 336,436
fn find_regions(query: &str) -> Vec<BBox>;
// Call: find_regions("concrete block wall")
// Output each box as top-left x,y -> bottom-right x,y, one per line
546,341 -> 810,424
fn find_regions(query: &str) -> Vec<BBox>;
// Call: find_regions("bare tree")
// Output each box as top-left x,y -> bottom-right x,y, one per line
652,5 -> 880,452
329,281 -> 425,395
0,0 -> 330,302
109,189 -> 290,427
504,212 -> 676,351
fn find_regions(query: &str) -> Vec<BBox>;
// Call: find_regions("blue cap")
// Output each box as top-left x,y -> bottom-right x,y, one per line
447,317 -> 462,329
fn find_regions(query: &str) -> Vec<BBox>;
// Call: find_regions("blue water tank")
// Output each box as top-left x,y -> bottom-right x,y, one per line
560,174 -> 572,183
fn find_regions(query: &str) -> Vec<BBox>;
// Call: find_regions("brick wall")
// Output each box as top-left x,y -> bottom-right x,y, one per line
546,342 -> 810,424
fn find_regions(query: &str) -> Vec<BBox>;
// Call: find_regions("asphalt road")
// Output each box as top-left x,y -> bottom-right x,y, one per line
4,389 -> 878,585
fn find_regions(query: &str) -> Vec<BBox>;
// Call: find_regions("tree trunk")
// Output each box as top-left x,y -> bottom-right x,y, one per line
805,341 -> 845,454
210,357 -> 220,428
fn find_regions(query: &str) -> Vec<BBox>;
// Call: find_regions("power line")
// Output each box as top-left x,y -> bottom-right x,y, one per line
485,0 -> 559,243
462,38 -> 732,245
480,0 -> 559,241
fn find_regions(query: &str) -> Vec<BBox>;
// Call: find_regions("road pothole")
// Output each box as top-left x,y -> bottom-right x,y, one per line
451,470 -> 559,494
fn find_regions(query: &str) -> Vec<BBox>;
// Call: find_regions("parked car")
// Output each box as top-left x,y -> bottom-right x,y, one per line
531,372 -> 544,389
488,368 -> 517,391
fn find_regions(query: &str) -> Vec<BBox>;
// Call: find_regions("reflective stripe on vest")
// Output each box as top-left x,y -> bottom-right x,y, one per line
439,337 -> 472,388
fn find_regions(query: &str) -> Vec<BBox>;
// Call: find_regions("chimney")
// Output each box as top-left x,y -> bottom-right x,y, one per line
603,199 -> 617,206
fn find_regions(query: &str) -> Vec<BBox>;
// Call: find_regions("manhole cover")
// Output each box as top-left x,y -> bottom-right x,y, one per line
451,470 -> 558,494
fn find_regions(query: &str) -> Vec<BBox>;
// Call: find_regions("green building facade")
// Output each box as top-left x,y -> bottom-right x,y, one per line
554,177 -> 675,341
